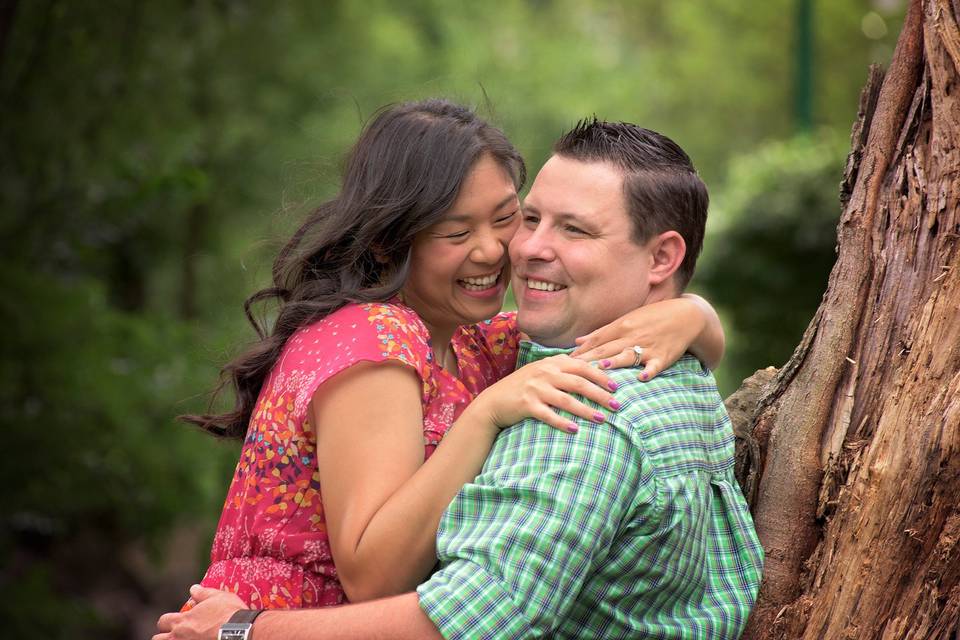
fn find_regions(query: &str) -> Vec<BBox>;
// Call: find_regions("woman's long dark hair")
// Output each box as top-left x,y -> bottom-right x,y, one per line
182,99 -> 526,439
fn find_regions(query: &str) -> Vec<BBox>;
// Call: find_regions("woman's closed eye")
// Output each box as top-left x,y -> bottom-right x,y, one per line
494,210 -> 518,225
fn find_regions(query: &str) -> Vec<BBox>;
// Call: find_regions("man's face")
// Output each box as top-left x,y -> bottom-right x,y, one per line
509,155 -> 655,347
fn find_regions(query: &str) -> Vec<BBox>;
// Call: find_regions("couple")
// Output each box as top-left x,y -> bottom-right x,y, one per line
157,100 -> 763,639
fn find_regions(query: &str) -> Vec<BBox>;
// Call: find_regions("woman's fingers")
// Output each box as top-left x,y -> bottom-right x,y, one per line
541,354 -> 613,388
587,346 -> 641,371
637,357 -> 665,382
529,389 -> 608,434
546,383 -> 612,423
571,330 -> 599,354
571,335 -> 627,363
553,370 -> 616,409
572,346 -> 666,382
488,354 -> 624,433
529,404 -> 581,434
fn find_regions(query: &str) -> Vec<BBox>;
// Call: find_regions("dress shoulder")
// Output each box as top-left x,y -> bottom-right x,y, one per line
265,301 -> 433,420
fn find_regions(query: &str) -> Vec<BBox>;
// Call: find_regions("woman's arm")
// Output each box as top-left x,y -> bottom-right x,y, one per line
570,293 -> 725,378
314,356 -> 618,603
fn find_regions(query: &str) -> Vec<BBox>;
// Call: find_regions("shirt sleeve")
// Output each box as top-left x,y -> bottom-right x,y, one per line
416,417 -> 653,639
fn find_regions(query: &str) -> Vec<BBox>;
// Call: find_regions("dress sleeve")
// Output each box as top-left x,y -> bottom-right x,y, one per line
270,302 -> 433,421
473,311 -> 521,381
416,416 -> 654,639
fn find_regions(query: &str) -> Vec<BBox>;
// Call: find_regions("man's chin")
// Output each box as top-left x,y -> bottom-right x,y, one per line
517,320 -> 575,348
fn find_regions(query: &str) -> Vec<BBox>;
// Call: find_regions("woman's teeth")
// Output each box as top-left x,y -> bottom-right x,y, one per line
459,273 -> 499,290
526,279 -> 566,292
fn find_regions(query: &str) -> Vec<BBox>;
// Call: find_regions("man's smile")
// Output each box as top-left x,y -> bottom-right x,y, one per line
524,278 -> 567,292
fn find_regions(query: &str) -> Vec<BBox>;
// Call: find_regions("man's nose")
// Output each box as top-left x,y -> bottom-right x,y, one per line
514,226 -> 556,262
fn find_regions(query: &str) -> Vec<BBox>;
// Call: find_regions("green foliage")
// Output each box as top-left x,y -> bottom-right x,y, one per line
1,267 -> 224,535
0,266 -> 238,637
697,133 -> 849,393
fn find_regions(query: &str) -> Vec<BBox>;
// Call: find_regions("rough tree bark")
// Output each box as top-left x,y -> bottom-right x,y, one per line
733,1 -> 960,637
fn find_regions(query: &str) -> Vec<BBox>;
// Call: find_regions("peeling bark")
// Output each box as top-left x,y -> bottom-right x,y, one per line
737,1 -> 960,638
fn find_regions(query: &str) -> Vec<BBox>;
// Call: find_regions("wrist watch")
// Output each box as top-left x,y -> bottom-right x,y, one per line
218,609 -> 263,640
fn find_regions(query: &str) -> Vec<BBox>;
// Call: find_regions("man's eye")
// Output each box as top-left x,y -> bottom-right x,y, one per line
523,215 -> 539,225
564,225 -> 587,234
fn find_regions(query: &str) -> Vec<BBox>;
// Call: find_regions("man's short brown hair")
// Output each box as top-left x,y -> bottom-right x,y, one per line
553,119 -> 708,289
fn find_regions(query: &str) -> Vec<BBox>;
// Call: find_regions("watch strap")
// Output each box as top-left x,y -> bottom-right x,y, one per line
218,609 -> 263,640
229,609 -> 263,625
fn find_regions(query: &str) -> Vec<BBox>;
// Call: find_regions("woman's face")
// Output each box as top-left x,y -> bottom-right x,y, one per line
402,153 -> 521,332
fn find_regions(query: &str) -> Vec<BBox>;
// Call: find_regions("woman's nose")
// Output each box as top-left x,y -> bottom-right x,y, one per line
470,230 -> 507,264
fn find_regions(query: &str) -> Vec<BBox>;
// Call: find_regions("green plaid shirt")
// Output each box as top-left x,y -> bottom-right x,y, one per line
417,342 -> 763,639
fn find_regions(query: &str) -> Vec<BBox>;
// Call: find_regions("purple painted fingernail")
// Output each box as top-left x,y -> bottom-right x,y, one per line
609,399 -> 621,410
567,422 -> 579,434
593,411 -> 605,423
607,381 -> 619,391
640,371 -> 649,381
601,359 -> 612,368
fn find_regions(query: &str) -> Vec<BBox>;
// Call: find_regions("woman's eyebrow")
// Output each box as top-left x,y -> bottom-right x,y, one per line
445,195 -> 519,222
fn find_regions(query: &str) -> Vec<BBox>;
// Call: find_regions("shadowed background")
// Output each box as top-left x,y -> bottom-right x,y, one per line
0,1 -> 904,637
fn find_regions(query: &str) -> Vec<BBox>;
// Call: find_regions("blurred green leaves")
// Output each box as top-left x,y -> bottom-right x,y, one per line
698,133 -> 848,392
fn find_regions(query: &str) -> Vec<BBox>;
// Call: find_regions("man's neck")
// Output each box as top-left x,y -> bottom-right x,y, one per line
516,341 -> 575,367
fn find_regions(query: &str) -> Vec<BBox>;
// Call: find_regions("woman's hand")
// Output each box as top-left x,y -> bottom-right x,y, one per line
469,354 -> 620,434
570,294 -> 725,381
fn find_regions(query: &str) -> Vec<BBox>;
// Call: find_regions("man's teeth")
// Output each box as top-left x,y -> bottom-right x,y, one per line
460,273 -> 499,290
527,279 -> 566,292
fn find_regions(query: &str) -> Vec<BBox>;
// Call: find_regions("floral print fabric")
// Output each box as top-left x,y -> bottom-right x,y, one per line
192,302 -> 519,609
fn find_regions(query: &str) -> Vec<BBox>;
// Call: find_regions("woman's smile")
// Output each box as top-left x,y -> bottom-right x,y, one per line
456,267 -> 508,298
402,153 -> 521,337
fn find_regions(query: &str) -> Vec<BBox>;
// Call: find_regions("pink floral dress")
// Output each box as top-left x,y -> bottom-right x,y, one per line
193,301 -> 519,609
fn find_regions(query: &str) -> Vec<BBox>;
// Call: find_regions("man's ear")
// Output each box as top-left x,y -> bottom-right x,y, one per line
647,231 -> 686,286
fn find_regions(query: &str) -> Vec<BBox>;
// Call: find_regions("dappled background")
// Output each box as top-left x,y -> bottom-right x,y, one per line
0,1 -> 905,637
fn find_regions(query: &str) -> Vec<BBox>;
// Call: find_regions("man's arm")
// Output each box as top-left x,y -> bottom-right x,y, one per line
416,416 -> 647,639
154,586 -> 441,640
156,419 -> 645,640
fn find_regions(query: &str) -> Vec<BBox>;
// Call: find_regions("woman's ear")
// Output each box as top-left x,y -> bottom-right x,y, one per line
647,231 -> 686,287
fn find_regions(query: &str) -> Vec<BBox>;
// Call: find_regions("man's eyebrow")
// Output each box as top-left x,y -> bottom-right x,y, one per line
443,195 -> 518,223
523,203 -> 594,226
555,211 -> 590,224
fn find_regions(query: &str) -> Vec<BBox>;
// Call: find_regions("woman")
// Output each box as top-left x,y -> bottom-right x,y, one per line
183,99 -> 724,609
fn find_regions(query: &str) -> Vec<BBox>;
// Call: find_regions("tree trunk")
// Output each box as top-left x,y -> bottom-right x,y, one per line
736,0 -> 960,637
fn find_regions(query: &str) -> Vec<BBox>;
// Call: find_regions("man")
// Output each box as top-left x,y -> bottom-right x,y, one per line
156,120 -> 763,640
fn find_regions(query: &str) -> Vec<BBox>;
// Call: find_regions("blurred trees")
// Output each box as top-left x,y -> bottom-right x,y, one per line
698,134 -> 848,391
0,0 -> 904,637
